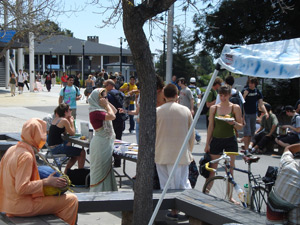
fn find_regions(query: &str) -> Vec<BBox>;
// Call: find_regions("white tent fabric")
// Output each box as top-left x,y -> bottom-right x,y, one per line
218,38 -> 300,79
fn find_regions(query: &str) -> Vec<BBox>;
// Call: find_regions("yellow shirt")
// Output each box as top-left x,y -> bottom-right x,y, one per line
120,82 -> 138,105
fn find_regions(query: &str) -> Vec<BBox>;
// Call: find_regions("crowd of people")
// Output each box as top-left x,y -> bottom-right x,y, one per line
1,71 -> 300,224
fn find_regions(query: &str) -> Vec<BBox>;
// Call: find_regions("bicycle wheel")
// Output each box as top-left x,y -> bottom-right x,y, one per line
203,176 -> 237,202
250,186 -> 268,214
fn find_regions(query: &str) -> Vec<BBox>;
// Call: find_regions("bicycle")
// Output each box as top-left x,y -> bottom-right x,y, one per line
202,152 -> 271,214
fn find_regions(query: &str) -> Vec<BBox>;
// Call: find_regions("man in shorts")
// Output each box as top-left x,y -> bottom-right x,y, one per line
241,77 -> 268,150
58,75 -> 82,119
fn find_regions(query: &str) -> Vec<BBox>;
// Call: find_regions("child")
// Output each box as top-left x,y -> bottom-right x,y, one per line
9,74 -> 17,96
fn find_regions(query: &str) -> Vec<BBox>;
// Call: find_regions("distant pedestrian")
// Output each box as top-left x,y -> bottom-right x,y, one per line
188,77 -> 202,143
51,70 -> 56,86
84,75 -> 94,103
45,72 -> 52,92
23,71 -> 30,91
9,74 -> 17,96
17,69 -> 25,94
205,77 -> 223,128
58,75 -> 82,119
119,76 -> 138,133
61,72 -> 68,88
74,73 -> 81,89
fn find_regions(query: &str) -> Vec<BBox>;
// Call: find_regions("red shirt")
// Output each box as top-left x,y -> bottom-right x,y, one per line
89,111 -> 106,130
61,75 -> 68,83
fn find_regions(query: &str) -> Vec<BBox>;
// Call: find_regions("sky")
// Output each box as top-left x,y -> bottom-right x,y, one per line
56,1 -> 202,59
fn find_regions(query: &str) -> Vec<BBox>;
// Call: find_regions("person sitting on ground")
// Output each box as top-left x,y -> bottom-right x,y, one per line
0,118 -> 78,225
47,103 -> 86,174
275,105 -> 300,148
249,103 -> 278,154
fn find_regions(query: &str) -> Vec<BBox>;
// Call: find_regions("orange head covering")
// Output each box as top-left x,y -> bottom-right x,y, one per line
21,118 -> 47,150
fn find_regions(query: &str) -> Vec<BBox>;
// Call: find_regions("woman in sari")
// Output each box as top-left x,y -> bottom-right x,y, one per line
89,88 -> 118,192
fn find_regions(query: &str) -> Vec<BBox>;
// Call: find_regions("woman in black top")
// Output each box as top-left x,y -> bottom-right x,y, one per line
48,103 -> 86,173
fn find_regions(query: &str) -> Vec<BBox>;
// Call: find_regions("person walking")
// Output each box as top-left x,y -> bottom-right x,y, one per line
51,70 -> 56,86
23,70 -> 30,91
84,75 -> 94,103
155,84 -> 195,220
89,88 -> 118,192
45,72 -> 52,92
9,74 -> 17,96
119,76 -> 138,133
188,77 -> 202,144
58,75 -> 82,119
204,85 -> 243,203
61,72 -> 68,88
205,77 -> 223,128
17,69 -> 25,94
74,73 -> 81,89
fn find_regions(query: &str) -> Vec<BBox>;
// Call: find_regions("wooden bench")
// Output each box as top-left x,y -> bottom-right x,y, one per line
0,213 -> 67,225
75,189 -> 266,225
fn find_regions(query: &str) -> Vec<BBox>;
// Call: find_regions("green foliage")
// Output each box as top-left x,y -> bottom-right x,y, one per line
262,78 -> 299,111
38,20 -> 73,37
192,0 -> 300,57
56,76 -> 61,84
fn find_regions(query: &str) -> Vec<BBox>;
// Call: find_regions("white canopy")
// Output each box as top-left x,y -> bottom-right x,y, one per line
218,38 -> 300,79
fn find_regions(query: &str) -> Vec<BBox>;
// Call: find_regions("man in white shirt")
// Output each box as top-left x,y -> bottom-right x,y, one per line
17,69 -> 25,94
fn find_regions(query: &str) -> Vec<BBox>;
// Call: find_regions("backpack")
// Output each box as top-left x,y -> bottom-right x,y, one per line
103,73 -> 108,80
199,153 -> 211,178
201,90 -> 216,115
63,85 -> 80,99
189,86 -> 199,107
262,166 -> 278,192
109,91 -> 128,121
95,77 -> 104,88
230,90 -> 244,115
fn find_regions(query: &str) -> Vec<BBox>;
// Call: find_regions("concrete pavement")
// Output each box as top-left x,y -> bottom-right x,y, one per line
0,84 -> 282,224
0,85 -> 207,224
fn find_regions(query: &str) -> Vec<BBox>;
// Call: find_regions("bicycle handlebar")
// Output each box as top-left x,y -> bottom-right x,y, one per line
205,162 -> 215,172
204,152 -> 243,172
224,152 -> 241,156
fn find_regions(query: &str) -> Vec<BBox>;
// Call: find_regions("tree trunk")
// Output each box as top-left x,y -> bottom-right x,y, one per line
123,9 -> 156,225
122,1 -> 176,224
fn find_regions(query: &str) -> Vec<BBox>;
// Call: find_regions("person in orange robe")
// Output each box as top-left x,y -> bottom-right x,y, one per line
0,118 -> 78,225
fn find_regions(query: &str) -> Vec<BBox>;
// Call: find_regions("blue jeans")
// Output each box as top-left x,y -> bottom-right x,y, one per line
50,141 -> 82,156
195,130 -> 201,142
129,104 -> 135,131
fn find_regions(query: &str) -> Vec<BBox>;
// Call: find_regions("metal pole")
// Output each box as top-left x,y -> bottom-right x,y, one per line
68,46 -> 72,75
148,64 -> 221,225
49,48 -> 53,73
165,4 -> 174,84
120,37 -> 123,75
82,41 -> 85,86
29,32 -> 35,92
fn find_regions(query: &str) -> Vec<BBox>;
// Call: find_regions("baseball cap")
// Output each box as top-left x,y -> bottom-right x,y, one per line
190,77 -> 196,83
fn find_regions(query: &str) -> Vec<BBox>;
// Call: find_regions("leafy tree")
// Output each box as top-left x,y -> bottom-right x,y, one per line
37,20 -> 73,37
193,0 -> 300,57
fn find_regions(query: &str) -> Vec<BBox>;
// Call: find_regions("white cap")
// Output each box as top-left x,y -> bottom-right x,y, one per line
190,77 -> 196,83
